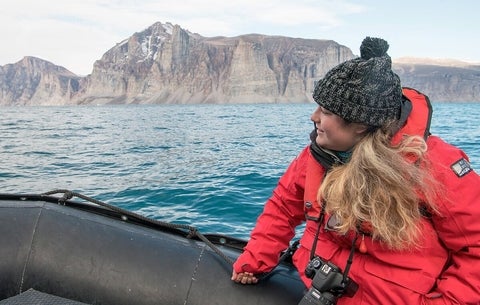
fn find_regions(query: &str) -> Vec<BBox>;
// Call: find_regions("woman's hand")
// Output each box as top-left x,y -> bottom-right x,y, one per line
231,270 -> 258,284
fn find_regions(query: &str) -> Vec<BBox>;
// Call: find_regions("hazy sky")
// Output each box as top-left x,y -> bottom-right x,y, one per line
1,0 -> 478,75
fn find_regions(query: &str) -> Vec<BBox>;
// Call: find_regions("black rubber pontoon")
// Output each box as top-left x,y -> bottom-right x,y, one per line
0,192 -> 304,305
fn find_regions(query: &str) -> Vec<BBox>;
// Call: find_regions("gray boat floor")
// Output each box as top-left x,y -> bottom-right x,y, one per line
0,289 -> 90,305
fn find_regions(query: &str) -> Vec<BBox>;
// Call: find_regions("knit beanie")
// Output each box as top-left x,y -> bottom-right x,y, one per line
312,37 -> 403,127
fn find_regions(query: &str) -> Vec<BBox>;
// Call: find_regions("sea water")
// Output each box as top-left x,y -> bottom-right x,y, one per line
1,102 -> 479,239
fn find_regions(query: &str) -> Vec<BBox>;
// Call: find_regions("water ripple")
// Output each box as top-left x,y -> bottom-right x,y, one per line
1,102 -> 479,238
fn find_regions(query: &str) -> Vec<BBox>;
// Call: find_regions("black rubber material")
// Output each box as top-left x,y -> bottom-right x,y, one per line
0,196 -> 304,305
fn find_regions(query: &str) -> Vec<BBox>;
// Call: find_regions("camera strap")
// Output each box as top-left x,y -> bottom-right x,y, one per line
309,200 -> 326,260
308,201 -> 358,286
343,233 -> 358,285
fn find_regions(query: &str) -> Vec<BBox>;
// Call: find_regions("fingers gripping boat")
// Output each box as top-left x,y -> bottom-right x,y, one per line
0,191 -> 304,305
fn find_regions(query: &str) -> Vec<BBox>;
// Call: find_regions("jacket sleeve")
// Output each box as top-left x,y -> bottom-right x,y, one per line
426,136 -> 480,305
232,146 -> 309,274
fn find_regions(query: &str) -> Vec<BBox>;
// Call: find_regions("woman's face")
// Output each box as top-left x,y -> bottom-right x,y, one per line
311,106 -> 368,151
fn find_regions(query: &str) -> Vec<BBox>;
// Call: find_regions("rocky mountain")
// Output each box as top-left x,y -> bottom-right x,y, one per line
75,22 -> 354,105
0,57 -> 81,106
393,61 -> 480,102
1,22 -> 479,106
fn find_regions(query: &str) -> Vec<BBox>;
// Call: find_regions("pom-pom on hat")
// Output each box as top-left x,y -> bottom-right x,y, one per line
312,37 -> 403,127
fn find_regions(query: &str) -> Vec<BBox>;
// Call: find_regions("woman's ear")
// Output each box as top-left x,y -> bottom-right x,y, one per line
352,123 -> 369,135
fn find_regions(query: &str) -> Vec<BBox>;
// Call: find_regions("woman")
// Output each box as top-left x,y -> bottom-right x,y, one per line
231,37 -> 480,305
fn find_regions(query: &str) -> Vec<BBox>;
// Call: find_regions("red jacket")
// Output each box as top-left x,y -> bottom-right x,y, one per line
233,88 -> 480,305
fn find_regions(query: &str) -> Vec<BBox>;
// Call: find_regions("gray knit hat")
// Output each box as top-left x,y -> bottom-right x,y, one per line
312,37 -> 403,127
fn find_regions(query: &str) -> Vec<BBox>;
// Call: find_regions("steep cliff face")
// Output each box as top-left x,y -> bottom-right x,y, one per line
73,22 -> 354,105
393,63 -> 480,102
0,57 -> 80,106
1,22 -> 479,106
220,35 -> 353,103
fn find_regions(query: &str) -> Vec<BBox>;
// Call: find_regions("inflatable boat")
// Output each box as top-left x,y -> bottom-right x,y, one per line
0,190 -> 304,305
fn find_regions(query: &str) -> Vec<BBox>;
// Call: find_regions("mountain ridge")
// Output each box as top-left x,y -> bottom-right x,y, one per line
1,22 -> 479,106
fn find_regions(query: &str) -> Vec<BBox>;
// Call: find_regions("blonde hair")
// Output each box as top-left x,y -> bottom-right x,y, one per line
319,123 -> 440,250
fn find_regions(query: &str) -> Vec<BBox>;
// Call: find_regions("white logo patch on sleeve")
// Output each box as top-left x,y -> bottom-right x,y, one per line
451,158 -> 473,177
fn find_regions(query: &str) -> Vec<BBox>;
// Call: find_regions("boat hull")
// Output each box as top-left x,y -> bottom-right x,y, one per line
0,195 -> 304,305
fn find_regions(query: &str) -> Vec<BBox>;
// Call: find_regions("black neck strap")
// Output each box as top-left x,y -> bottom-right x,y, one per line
308,201 -> 357,285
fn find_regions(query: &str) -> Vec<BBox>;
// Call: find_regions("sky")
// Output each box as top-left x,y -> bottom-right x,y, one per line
1,0 -> 479,75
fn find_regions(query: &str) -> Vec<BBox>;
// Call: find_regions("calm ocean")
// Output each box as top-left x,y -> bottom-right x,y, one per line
1,103 -> 479,239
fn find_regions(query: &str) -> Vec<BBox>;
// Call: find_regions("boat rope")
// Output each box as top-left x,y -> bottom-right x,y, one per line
41,189 -> 235,266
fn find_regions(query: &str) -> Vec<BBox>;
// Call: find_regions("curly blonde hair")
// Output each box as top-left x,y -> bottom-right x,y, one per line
319,123 -> 441,250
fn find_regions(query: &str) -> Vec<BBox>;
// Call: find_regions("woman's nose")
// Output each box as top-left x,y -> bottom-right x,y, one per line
311,106 -> 321,122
